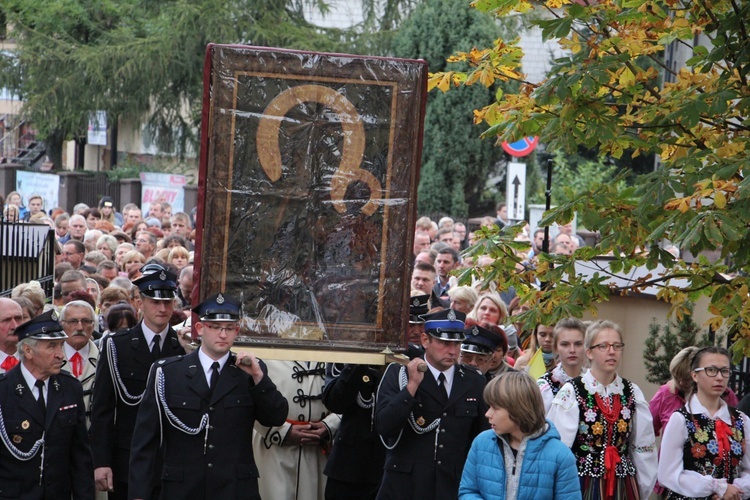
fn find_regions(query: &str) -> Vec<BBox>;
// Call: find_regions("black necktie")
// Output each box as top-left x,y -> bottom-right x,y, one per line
210,362 -> 220,393
35,379 -> 46,415
151,335 -> 161,359
437,372 -> 448,400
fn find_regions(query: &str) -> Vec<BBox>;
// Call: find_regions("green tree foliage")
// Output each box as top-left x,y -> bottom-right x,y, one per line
0,0 -> 388,167
643,302 -> 719,385
549,150 -> 626,208
428,0 -> 750,358
392,0 -> 516,217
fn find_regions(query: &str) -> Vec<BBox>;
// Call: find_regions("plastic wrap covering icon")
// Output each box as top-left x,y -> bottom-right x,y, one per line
194,44 -> 428,358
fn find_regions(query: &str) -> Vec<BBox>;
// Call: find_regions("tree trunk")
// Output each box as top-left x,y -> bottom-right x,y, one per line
44,129 -> 65,169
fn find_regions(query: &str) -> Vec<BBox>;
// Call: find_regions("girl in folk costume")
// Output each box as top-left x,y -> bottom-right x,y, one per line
548,320 -> 658,499
657,347 -> 750,500
650,346 -> 739,438
538,318 -> 587,413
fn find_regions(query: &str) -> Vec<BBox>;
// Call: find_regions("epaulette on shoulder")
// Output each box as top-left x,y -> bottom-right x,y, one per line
57,370 -> 77,380
109,328 -> 133,339
155,355 -> 185,368
458,364 -> 484,378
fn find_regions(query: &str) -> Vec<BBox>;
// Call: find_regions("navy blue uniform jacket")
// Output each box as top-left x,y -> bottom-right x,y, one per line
0,366 -> 94,499
128,350 -> 289,500
375,361 -> 488,500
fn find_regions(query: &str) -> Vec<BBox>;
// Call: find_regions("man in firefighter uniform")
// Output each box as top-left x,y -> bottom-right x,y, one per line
128,293 -> 289,499
0,310 -> 95,499
375,309 -> 488,500
90,263 -> 185,499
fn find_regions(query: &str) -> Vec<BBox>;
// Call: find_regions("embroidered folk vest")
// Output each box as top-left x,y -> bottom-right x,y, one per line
665,406 -> 745,500
540,371 -> 563,397
570,376 -> 637,478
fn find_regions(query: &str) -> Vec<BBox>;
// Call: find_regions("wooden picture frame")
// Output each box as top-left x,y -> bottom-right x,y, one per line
194,44 -> 427,358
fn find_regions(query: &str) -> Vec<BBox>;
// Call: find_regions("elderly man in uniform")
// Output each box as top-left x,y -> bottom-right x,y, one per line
0,310 -> 95,499
0,298 -> 24,373
90,263 -> 185,500
459,323 -> 504,376
60,300 -> 100,426
129,293 -> 288,499
375,309 -> 488,500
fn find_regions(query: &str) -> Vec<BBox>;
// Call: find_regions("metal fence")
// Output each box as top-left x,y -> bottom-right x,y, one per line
75,172 -> 121,210
0,218 -> 57,299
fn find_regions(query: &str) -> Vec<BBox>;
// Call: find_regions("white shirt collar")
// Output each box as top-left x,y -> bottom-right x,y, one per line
687,393 -> 732,424
63,341 -> 90,360
198,348 -> 230,384
141,320 -> 169,347
20,362 -> 47,398
551,362 -> 577,384
424,356 -> 455,394
0,351 -> 19,363
582,369 -> 624,396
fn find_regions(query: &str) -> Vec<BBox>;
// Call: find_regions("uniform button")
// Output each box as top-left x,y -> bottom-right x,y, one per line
209,406 -> 214,411
208,463 -> 213,468
209,425 -> 214,430
209,445 -> 215,450
439,444 -> 443,449
437,461 -> 442,465
392,465 -> 397,469
442,413 -> 447,417
440,429 -> 446,433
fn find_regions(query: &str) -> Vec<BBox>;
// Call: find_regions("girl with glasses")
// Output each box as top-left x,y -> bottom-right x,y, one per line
548,320 -> 658,499
657,346 -> 749,500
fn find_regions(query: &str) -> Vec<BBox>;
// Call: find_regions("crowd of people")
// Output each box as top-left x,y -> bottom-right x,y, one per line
0,193 -> 748,500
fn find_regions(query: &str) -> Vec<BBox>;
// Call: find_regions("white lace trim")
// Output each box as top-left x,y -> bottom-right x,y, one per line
582,369 -> 624,396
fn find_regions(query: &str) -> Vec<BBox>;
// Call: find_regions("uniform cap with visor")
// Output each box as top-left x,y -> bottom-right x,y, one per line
192,293 -> 242,322
132,263 -> 178,300
461,324 -> 502,356
421,309 -> 466,342
16,310 -> 68,341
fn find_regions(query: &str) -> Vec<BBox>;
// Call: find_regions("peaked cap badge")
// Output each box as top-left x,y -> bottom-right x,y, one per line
159,271 -> 167,281
51,311 -> 58,321
447,310 -> 456,321
412,298 -> 419,307
471,326 -> 479,336
216,293 -> 225,304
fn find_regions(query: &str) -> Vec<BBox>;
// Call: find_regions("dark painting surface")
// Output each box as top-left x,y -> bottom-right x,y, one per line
196,45 -> 427,351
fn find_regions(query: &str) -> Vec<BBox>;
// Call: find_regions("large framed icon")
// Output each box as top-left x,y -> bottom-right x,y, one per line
194,44 -> 427,361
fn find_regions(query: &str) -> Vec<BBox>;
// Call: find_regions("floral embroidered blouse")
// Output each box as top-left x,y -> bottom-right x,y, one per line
657,394 -> 750,499
548,369 -> 658,499
537,363 -> 578,414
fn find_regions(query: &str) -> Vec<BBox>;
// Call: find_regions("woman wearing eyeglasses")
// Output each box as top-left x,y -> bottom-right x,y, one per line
657,346 -> 749,500
548,320 -> 658,499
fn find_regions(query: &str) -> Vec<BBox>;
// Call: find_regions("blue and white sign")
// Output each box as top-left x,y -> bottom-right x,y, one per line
88,111 -> 107,146
16,171 -> 59,214
506,162 -> 526,221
